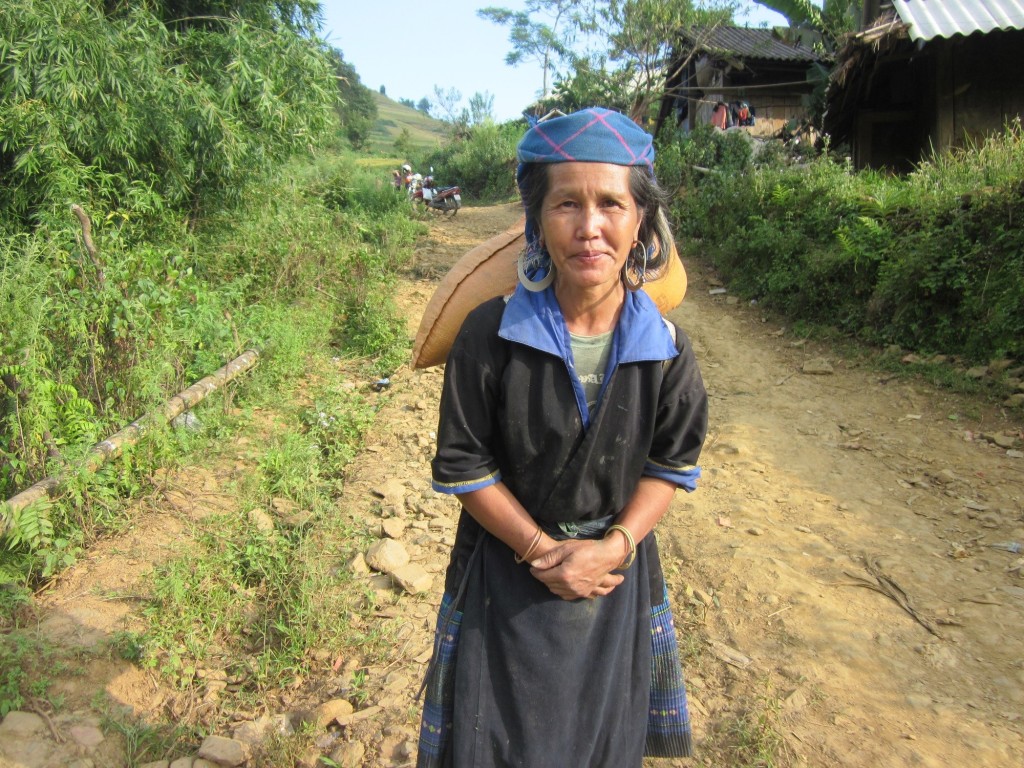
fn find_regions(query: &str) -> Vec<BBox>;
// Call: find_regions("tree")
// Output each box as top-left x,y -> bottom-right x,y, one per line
750,2 -> 858,128
380,85 -> 386,95
148,1 -> 322,34
332,50 -> 378,150
596,0 -> 734,125
477,1 -> 592,98
468,92 -> 496,126
751,1 -> 859,51
417,97 -> 432,114
399,97 -> 416,109
541,57 -> 633,115
431,86 -> 463,123
0,0 -> 337,226
394,127 -> 413,157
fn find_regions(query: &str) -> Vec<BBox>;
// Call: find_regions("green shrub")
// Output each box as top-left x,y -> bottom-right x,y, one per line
418,120 -> 524,202
663,120 -> 1024,362
0,0 -> 336,230
658,125 -> 759,240
336,280 -> 410,377
1,151 -> 423,585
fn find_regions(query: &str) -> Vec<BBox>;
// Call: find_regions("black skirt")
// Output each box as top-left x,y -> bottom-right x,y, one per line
417,520 -> 693,768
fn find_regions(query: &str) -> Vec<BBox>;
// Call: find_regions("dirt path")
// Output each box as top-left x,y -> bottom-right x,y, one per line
392,203 -> 1024,767
5,202 -> 1023,768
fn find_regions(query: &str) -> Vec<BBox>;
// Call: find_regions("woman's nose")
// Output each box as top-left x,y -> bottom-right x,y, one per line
576,207 -> 601,238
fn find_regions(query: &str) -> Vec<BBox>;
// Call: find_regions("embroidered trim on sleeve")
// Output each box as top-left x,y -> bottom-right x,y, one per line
431,471 -> 501,495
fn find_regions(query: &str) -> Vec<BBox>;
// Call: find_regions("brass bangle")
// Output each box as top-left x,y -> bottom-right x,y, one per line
605,524 -> 636,569
514,527 -> 543,564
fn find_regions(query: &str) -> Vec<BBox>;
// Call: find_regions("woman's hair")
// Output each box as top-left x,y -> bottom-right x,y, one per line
518,163 -> 674,281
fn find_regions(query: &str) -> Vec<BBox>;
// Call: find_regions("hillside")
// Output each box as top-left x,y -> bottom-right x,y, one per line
365,91 -> 448,156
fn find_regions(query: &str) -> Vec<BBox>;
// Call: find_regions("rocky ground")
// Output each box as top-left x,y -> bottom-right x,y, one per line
2,202 -> 1023,768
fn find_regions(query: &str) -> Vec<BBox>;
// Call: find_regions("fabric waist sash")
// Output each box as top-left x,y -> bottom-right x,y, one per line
540,514 -> 614,541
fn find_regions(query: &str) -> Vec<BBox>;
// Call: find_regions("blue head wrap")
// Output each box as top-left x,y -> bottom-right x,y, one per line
517,107 -> 654,172
516,108 -> 655,253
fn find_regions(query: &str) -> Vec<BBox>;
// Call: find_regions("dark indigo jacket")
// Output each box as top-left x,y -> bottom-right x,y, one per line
431,284 -> 707,524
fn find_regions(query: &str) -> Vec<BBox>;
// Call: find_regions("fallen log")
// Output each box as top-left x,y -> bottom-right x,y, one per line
1,349 -> 260,535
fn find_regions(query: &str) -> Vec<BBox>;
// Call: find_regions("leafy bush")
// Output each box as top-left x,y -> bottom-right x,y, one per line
657,124 -> 757,240
0,634 -> 59,715
1,153 -> 422,581
336,280 -> 410,377
332,52 -> 379,150
418,120 -> 525,201
663,120 -> 1024,362
0,0 -> 337,229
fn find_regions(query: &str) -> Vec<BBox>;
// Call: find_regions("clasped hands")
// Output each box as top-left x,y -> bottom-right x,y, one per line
527,536 -> 627,601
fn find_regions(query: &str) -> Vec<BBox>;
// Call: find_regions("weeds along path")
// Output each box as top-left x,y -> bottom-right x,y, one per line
7,202 -> 1023,768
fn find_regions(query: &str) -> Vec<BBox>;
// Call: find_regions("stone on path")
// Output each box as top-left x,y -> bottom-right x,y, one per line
317,698 -> 355,728
985,432 -> 1018,449
372,479 -> 409,508
348,552 -> 370,574
247,508 -> 276,533
391,563 -> 433,595
197,735 -> 249,767
69,724 -> 105,748
381,518 -> 408,539
233,714 -> 293,746
329,740 -> 366,768
0,711 -> 51,768
365,539 -> 410,572
0,711 -> 46,736
801,358 -> 834,375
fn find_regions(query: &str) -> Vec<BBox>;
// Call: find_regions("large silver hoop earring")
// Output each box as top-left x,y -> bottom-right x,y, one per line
517,250 -> 555,292
623,240 -> 648,291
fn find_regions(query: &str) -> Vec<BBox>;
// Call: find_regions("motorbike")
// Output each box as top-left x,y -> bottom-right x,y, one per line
409,168 -> 462,216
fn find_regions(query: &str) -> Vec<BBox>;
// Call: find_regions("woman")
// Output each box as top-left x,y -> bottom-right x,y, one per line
710,101 -> 729,131
417,108 -> 708,767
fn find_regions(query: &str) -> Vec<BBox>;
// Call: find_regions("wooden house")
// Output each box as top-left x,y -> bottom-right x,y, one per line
655,25 -> 831,140
824,0 -> 1024,170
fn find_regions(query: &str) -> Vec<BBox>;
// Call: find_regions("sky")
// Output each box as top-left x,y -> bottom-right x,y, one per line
318,1 -> 789,122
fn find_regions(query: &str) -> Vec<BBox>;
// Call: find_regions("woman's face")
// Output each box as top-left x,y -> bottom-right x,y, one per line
539,162 -> 643,295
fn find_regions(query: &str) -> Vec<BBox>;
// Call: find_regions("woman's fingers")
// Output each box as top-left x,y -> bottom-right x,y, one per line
528,539 -> 587,570
531,553 -> 625,600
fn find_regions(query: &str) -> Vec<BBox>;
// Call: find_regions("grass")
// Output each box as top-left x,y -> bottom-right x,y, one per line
0,317 -> 409,760
0,143 -> 423,763
365,92 -> 448,156
726,677 -> 790,768
0,633 -> 63,716
137,348 -> 383,675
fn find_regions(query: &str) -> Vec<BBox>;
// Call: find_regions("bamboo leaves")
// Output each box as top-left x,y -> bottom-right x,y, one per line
0,0 -> 336,227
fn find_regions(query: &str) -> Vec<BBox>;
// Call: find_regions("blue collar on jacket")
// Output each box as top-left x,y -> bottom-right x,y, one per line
498,283 -> 679,364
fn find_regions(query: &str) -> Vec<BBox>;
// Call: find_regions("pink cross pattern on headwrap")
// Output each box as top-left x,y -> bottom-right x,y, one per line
530,109 -> 651,168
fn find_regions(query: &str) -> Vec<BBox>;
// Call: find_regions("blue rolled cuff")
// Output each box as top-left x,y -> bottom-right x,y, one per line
642,463 -> 702,492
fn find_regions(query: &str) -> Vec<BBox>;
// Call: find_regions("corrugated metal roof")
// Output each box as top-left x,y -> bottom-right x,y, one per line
892,0 -> 1024,41
680,26 -> 827,63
